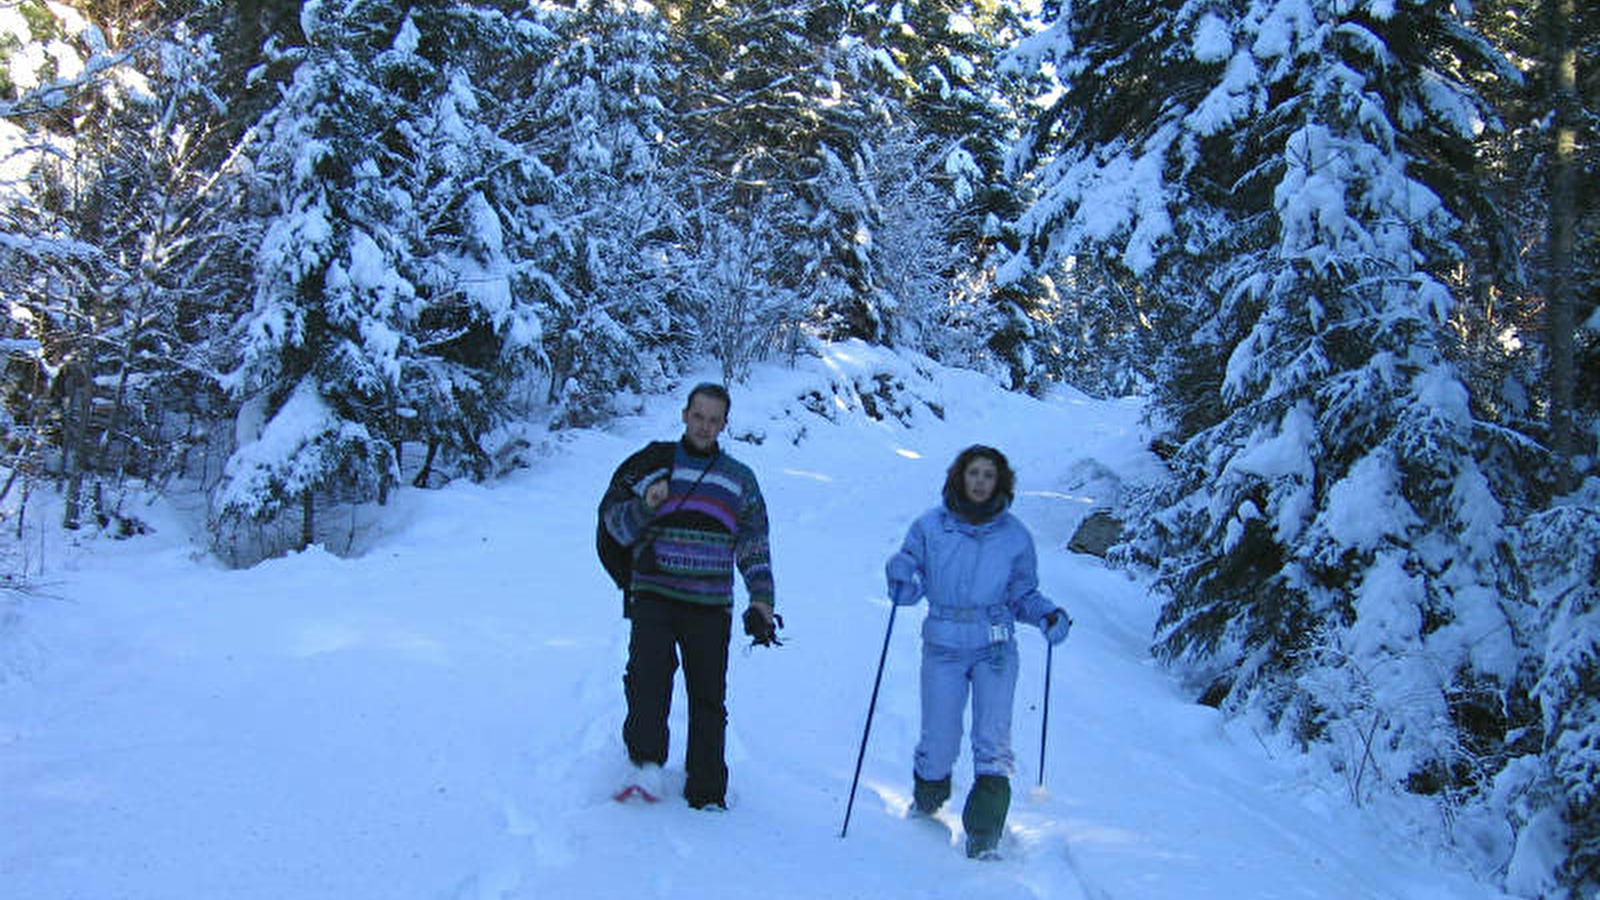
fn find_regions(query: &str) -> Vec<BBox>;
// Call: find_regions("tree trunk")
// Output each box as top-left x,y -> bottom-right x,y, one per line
94,285 -> 150,492
60,364 -> 94,531
0,459 -> 20,504
413,440 -> 438,488
16,476 -> 31,540
300,490 -> 314,550
1545,0 -> 1578,492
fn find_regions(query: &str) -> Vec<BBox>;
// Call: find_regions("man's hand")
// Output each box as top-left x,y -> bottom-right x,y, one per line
644,478 -> 669,509
743,601 -> 782,647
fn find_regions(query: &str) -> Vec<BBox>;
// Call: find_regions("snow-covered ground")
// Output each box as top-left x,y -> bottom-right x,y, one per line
2,343 -> 1508,899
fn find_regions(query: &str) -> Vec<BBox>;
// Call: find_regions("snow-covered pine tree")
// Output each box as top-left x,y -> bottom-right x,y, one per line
215,0 -> 413,553
0,3 -> 239,528
1504,489 -> 1600,899
684,195 -> 804,384
799,138 -> 883,340
377,5 -> 556,482
661,0 -> 902,347
854,126 -> 966,357
218,3 -> 566,548
1000,0 -> 1218,399
852,0 -> 1035,245
525,1 -> 687,426
1429,0 -> 1598,483
852,0 -> 1059,388
0,2 -> 132,530
1002,0 -> 1539,861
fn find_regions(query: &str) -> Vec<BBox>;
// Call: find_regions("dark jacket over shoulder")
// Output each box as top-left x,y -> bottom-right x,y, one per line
602,440 -> 774,608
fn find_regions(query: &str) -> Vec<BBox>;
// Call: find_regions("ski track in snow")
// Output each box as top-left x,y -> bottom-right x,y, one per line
2,350 -> 1507,900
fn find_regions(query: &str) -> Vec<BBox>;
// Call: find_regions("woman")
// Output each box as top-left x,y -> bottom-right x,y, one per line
885,444 -> 1071,859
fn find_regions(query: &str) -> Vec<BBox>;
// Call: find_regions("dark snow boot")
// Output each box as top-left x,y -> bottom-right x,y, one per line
912,772 -> 952,816
962,774 -> 1011,859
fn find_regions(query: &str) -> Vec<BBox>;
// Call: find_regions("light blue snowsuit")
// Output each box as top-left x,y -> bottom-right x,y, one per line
886,504 -> 1056,780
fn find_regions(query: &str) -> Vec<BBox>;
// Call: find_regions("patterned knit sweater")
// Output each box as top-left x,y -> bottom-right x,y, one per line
602,440 -> 774,608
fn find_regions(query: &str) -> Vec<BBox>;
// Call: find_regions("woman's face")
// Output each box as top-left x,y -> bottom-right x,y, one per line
962,457 -> 999,505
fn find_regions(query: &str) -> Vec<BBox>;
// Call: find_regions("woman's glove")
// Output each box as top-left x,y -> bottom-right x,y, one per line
885,554 -> 921,605
1041,608 -> 1072,644
889,578 -> 921,605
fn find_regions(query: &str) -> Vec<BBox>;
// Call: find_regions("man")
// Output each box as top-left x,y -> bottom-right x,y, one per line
600,383 -> 777,809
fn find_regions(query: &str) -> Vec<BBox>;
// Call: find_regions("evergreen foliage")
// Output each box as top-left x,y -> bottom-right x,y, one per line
527,1 -> 688,426
219,0 -> 414,531
1002,0 -> 1587,889
1,2 -> 1595,892
381,5 -> 556,472
1446,0 -> 1599,482
685,194 -> 805,384
1511,491 -> 1600,898
0,1 -> 238,530
217,2 -> 554,549
666,0 -> 887,343
661,0 -> 1025,372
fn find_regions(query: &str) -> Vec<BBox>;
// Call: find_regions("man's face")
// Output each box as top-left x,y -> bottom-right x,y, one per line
682,394 -> 729,452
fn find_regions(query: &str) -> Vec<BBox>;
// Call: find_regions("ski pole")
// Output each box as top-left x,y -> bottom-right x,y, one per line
1038,638 -> 1053,788
840,602 -> 898,838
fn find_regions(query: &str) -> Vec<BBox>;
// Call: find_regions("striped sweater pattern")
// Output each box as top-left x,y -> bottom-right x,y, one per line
604,442 -> 774,608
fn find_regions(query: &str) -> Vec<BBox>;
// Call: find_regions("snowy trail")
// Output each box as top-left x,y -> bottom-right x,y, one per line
2,348 -> 1504,900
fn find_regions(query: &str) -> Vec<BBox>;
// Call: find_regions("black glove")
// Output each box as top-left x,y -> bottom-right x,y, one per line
743,607 -> 784,648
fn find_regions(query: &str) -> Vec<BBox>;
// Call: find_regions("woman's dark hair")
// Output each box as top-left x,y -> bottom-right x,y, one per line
942,444 -> 1015,506
685,382 -> 731,414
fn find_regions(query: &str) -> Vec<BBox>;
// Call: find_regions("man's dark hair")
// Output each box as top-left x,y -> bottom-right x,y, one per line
943,444 -> 1016,505
685,382 -> 731,414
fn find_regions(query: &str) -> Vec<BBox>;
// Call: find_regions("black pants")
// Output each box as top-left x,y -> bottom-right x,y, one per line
623,594 -> 732,806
